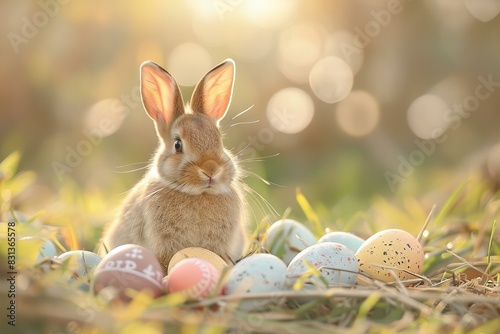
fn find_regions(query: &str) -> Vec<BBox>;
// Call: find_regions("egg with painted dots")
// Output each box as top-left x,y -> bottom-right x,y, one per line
166,258 -> 221,300
286,242 -> 358,288
224,253 -> 287,311
92,244 -> 164,302
355,229 -> 424,282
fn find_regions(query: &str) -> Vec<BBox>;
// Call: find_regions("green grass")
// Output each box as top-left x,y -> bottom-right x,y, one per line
1,151 -> 499,334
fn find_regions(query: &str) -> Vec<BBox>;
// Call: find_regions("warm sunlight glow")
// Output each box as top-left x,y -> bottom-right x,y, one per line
407,94 -> 450,140
309,56 -> 353,103
336,90 -> 380,137
266,88 -> 314,134
167,43 -> 212,86
243,0 -> 299,30
85,98 -> 127,137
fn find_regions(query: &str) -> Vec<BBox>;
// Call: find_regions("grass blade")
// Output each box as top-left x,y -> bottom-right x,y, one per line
488,220 -> 497,265
296,187 -> 323,237
433,181 -> 468,226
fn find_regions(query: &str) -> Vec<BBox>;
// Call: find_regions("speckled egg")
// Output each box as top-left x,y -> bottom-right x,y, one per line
318,232 -> 365,253
224,253 -> 287,311
286,242 -> 358,288
166,258 -> 221,300
92,244 -> 164,301
57,250 -> 102,291
355,229 -> 424,282
264,219 -> 317,265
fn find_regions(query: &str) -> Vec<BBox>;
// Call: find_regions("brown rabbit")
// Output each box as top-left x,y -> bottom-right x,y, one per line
101,59 -> 247,272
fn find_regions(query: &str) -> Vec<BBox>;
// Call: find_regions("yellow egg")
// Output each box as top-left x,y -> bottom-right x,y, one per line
168,247 -> 229,273
355,229 -> 424,282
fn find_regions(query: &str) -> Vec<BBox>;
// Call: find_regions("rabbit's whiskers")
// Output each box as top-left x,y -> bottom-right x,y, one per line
112,161 -> 150,174
229,120 -> 260,128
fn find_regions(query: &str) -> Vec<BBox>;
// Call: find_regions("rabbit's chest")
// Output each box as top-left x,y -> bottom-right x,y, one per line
148,190 -> 240,241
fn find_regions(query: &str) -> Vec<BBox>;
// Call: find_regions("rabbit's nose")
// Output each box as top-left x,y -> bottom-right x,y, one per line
200,160 -> 219,177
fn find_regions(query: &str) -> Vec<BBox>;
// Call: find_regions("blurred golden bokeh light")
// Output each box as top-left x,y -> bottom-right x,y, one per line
84,99 -> 127,137
309,56 -> 354,104
1,0 -> 499,214
266,88 -> 314,134
324,30 -> 365,74
407,94 -> 450,140
167,43 -> 212,86
336,90 -> 380,137
242,0 -> 299,30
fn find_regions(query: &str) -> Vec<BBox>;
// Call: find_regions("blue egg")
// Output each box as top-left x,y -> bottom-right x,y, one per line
58,250 -> 102,291
318,232 -> 365,253
264,219 -> 317,265
19,236 -> 58,263
36,238 -> 58,261
225,254 -> 287,311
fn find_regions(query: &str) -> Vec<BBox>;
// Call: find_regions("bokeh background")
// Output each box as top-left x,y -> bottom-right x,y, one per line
1,0 -> 500,241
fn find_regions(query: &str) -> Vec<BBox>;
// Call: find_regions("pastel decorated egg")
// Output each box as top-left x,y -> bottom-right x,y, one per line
57,250 -> 102,290
92,244 -> 163,301
168,247 -> 228,273
355,229 -> 424,282
286,242 -> 358,288
318,232 -> 365,253
18,236 -> 58,265
264,219 -> 317,265
224,253 -> 287,311
166,258 -> 221,300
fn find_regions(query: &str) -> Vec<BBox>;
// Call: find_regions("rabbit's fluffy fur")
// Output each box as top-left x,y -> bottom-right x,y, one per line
101,59 -> 247,272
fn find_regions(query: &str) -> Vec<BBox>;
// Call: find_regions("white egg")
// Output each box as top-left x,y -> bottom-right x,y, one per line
286,242 -> 358,289
58,250 -> 102,291
318,232 -> 365,253
224,253 -> 287,311
264,219 -> 317,265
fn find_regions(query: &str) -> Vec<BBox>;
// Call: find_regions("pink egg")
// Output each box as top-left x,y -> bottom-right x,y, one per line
166,258 -> 221,300
92,244 -> 164,302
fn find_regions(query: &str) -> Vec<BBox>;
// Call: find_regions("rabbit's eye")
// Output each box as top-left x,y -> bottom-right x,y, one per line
174,139 -> 183,153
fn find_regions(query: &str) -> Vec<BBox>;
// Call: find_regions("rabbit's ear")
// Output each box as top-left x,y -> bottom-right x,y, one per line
191,59 -> 235,123
140,61 -> 185,135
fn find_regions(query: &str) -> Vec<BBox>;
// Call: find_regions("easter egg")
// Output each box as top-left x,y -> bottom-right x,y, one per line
57,250 -> 101,290
224,253 -> 287,311
18,236 -> 58,265
168,247 -> 228,273
355,229 -> 424,282
166,258 -> 221,300
318,232 -> 365,253
36,238 -> 58,261
92,244 -> 163,301
264,219 -> 317,265
286,242 -> 358,288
